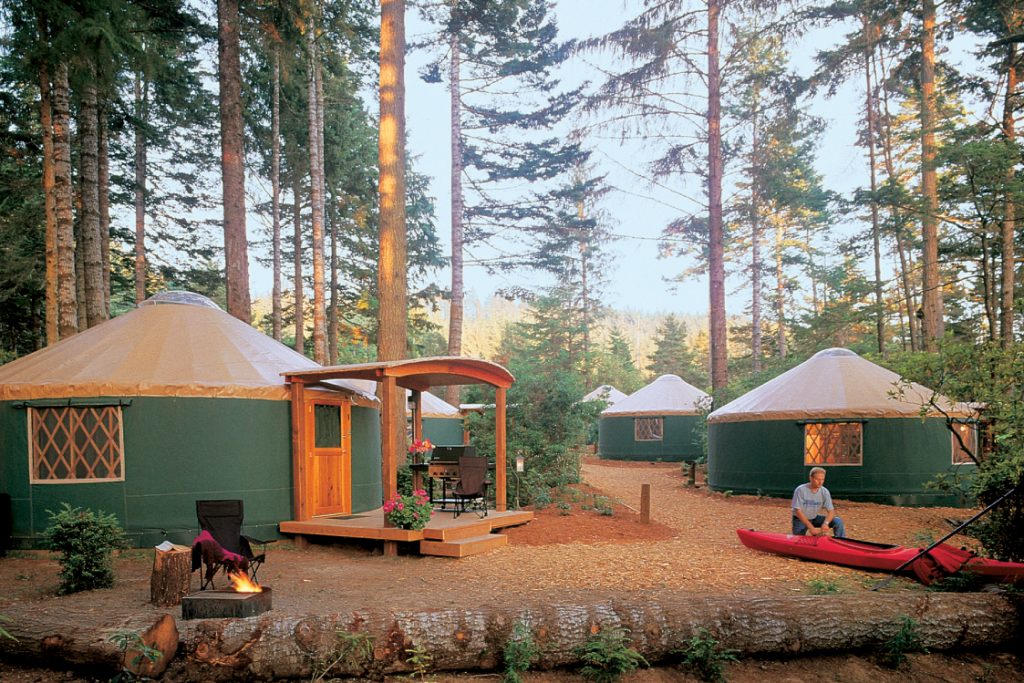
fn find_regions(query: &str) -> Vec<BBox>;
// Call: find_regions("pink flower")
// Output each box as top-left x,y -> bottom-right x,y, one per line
397,502 -> 404,510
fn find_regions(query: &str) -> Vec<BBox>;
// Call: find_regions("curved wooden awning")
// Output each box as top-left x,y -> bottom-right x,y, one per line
283,356 -> 514,391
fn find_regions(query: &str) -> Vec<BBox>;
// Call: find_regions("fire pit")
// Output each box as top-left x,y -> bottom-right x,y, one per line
181,572 -> 272,620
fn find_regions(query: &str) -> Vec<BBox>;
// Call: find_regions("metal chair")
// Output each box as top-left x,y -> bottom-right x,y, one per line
452,456 -> 489,519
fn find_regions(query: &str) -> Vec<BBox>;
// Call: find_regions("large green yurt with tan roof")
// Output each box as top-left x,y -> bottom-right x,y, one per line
0,292 -> 382,548
707,348 -> 977,506
598,374 -> 710,461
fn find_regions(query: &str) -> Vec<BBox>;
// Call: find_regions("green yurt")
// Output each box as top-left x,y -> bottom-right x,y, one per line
408,391 -> 464,446
0,292 -> 381,548
598,374 -> 709,461
706,348 -> 977,506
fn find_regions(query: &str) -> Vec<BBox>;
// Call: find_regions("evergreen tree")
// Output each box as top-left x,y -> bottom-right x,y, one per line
646,315 -> 705,387
595,328 -> 644,394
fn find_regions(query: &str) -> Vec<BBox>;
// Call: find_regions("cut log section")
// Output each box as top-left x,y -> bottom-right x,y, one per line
150,543 -> 192,607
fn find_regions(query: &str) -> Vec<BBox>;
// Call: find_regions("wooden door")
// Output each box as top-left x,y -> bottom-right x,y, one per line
305,398 -> 352,516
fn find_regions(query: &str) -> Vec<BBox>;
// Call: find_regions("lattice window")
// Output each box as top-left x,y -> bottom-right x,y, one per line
30,406 -> 124,482
634,417 -> 663,441
951,422 -> 978,465
804,422 -> 862,466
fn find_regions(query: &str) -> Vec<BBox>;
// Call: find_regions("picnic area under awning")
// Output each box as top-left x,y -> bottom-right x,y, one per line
283,357 -> 515,519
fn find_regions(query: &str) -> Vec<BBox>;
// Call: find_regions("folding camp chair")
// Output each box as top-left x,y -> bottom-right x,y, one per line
193,499 -> 269,589
452,456 -> 489,519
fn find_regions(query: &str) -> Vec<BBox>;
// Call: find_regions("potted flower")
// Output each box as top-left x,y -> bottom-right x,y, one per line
382,490 -> 433,531
408,438 -> 434,464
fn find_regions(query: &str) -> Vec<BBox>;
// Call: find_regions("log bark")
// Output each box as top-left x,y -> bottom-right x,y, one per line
150,545 -> 193,607
51,61 -> 77,339
2,594 -> 1019,680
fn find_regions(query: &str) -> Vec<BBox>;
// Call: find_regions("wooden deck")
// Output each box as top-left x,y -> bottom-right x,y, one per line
279,507 -> 534,556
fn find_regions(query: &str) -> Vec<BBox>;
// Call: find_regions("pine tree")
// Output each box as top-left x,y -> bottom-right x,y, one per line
646,315 -> 705,387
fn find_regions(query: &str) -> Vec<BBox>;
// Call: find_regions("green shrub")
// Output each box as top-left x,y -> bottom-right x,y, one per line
678,628 -> 737,682
575,626 -> 647,683
806,578 -> 842,595
879,615 -> 927,668
503,621 -> 539,683
44,503 -> 128,594
108,629 -> 160,682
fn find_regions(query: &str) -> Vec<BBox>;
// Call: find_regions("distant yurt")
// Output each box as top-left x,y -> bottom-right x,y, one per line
408,391 -> 464,446
0,292 -> 381,548
582,385 -> 628,407
707,348 -> 977,506
598,375 -> 710,461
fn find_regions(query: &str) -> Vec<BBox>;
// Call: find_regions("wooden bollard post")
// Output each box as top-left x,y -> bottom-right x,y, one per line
640,484 -> 651,524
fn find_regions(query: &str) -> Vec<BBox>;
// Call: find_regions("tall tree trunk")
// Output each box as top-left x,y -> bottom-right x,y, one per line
307,20 -> 327,364
293,169 -> 305,354
378,0 -> 409,502
134,73 -> 148,304
52,62 -> 77,338
271,48 -> 283,341
219,0 -> 252,323
79,78 -> 105,328
1000,41 -> 1018,347
329,193 -> 338,365
446,32 -> 465,407
774,217 -> 786,359
38,39 -> 58,344
877,49 -> 918,351
98,105 -> 110,318
981,232 -> 997,341
707,0 -> 728,390
580,203 -> 591,391
863,14 -> 884,355
919,0 -> 943,350
750,96 -> 762,374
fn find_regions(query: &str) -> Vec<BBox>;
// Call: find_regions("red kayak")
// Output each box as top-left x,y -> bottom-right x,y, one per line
737,528 -> 1024,585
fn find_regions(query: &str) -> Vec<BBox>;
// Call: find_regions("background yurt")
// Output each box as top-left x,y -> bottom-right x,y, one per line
598,374 -> 710,461
706,348 -> 978,506
408,390 -> 465,446
0,292 -> 381,548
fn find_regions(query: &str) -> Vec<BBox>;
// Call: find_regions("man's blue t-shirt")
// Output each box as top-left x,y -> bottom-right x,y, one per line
791,483 -> 834,519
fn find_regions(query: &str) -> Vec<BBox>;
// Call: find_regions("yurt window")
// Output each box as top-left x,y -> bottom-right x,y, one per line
634,417 -> 663,441
29,406 -> 125,483
951,422 -> 978,465
803,422 -> 862,466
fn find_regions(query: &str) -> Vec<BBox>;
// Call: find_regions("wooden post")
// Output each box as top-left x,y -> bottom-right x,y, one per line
640,484 -> 651,524
381,375 -> 398,502
383,541 -> 398,557
495,386 -> 507,512
687,462 -> 696,488
150,543 -> 192,607
289,379 -> 308,520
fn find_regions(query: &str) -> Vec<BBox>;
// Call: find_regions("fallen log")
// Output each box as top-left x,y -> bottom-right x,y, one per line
2,593 -> 1021,681
174,593 -> 1024,681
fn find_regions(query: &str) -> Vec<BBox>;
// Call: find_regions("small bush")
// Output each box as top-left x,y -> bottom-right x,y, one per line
311,629 -> 374,681
879,615 -> 928,668
44,503 -> 128,595
108,629 -> 160,682
405,643 -> 434,680
503,621 -> 539,683
678,628 -> 737,682
575,626 -> 647,683
806,578 -> 842,595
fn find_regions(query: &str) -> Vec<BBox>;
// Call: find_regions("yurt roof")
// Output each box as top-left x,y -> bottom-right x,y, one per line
0,292 -> 378,403
582,384 -> 628,405
407,390 -> 461,419
707,347 -> 970,423
601,374 -> 709,417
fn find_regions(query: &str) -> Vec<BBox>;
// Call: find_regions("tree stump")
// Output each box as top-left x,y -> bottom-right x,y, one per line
150,543 -> 192,607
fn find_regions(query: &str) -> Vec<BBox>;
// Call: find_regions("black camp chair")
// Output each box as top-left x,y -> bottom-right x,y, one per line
193,499 -> 269,589
452,456 -> 489,519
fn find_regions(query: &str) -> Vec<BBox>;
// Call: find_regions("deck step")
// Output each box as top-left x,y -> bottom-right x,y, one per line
421,518 -> 492,542
419,533 -> 507,558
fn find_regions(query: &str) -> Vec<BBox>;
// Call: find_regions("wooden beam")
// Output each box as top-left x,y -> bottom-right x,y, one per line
381,375 -> 398,503
412,390 -> 423,441
290,380 -> 307,521
495,387 -> 507,512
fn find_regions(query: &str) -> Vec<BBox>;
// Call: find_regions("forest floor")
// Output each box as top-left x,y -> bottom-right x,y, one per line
0,458 -> 1020,681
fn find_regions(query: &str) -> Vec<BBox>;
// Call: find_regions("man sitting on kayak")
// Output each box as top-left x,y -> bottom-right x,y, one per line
792,467 -> 846,538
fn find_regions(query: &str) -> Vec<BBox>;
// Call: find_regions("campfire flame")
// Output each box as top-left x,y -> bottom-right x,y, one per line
228,571 -> 262,593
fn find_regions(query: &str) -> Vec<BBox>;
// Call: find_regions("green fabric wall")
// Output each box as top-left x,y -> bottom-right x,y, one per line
1,397 -> 384,547
707,417 -> 975,506
423,418 -> 464,448
350,405 -> 382,512
598,414 -> 704,462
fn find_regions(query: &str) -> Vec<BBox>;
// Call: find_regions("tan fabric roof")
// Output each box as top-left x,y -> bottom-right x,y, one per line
0,295 -> 377,403
407,390 -> 461,419
582,385 -> 628,405
602,375 -> 709,417
707,348 -> 970,423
